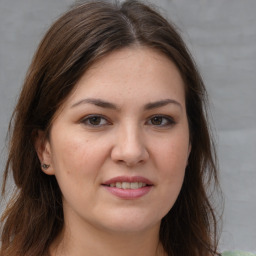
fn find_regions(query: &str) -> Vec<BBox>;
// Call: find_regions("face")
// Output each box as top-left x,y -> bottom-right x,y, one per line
37,47 -> 190,235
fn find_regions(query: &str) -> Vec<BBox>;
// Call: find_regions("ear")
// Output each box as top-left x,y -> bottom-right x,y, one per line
34,130 -> 55,175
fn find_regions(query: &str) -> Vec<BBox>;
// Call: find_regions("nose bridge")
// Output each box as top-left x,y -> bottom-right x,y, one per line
111,120 -> 148,166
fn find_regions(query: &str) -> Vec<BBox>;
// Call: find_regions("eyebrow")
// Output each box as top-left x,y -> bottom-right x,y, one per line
71,98 -> 182,110
144,99 -> 182,110
71,98 -> 118,110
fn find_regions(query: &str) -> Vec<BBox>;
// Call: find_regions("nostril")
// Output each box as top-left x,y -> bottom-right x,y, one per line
110,132 -> 149,166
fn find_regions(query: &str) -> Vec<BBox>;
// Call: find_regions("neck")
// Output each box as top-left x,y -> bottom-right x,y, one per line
50,218 -> 166,256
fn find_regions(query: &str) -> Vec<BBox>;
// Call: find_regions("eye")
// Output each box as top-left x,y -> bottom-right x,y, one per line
147,115 -> 175,127
81,115 -> 110,127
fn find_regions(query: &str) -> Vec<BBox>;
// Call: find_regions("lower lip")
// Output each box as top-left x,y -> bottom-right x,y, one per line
103,186 -> 152,199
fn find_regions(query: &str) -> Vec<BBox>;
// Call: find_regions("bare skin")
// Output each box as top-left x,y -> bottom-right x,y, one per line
36,47 -> 190,256
49,224 -> 167,256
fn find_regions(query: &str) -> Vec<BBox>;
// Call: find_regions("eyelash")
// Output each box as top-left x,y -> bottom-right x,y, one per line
146,115 -> 175,127
80,114 -> 175,127
81,115 -> 111,127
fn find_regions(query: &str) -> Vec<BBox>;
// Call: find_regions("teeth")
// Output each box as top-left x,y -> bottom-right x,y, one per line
109,182 -> 147,189
122,182 -> 130,189
116,182 -> 122,188
131,182 -> 138,189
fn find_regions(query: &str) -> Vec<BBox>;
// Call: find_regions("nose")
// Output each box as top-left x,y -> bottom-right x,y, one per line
111,124 -> 149,167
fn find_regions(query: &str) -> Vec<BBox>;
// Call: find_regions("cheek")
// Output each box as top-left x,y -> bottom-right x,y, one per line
49,133 -> 108,204
155,139 -> 188,213
155,135 -> 189,174
50,132 -> 105,179
148,145 -> 187,220
151,131 -> 189,199
160,148 -> 187,190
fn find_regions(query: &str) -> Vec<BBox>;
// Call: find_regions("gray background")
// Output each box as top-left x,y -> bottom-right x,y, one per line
0,0 -> 255,252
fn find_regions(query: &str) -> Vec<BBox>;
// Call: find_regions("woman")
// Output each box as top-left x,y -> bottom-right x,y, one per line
0,1 -> 248,255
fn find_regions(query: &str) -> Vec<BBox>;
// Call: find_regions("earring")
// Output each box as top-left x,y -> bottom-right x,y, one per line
41,163 -> 50,169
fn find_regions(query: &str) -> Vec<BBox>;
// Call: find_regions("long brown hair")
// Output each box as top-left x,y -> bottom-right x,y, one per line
1,1 -> 221,255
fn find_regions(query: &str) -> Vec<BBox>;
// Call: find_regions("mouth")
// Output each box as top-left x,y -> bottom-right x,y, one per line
104,181 -> 150,189
102,176 -> 153,188
101,176 -> 153,199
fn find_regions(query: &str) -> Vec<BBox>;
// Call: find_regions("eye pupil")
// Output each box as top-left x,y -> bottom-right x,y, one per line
89,116 -> 101,125
151,116 -> 162,125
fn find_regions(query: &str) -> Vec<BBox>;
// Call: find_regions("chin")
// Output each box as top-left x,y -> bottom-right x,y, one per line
98,210 -> 162,234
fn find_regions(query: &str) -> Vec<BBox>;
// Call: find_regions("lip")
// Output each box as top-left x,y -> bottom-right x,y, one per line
103,176 -> 154,185
102,176 -> 154,200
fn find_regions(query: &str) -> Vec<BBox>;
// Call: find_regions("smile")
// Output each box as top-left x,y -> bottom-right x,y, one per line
102,176 -> 153,199
107,182 -> 147,189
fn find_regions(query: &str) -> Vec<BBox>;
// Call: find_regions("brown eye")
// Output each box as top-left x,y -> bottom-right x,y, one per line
89,116 -> 102,125
151,116 -> 163,125
147,115 -> 175,127
82,115 -> 109,126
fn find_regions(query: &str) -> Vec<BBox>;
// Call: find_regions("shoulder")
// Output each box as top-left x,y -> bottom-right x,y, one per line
222,251 -> 256,256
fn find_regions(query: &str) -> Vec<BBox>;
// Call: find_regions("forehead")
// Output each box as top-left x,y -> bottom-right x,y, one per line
63,46 -> 186,108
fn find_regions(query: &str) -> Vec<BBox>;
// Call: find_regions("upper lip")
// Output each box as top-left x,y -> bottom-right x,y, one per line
102,176 -> 154,185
